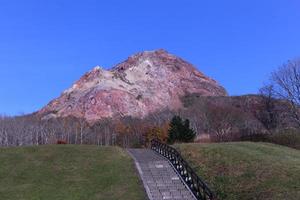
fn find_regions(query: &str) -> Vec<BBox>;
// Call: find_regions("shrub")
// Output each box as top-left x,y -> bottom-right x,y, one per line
144,126 -> 169,146
267,129 -> 300,150
240,133 -> 269,142
239,129 -> 300,150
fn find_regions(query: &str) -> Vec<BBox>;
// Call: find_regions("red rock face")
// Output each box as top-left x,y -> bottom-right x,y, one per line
39,49 -> 227,122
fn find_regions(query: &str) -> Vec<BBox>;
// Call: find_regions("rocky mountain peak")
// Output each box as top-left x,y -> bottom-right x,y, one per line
39,49 -> 227,122
113,49 -> 195,73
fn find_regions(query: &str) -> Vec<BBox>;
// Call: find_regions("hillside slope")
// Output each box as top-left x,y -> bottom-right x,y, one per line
0,145 -> 146,200
176,142 -> 300,200
39,49 -> 226,122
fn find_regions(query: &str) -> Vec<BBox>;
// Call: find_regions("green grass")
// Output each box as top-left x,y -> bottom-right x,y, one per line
0,145 -> 146,200
175,142 -> 300,200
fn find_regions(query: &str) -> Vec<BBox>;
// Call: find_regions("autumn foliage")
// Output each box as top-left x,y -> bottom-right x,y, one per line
144,122 -> 169,146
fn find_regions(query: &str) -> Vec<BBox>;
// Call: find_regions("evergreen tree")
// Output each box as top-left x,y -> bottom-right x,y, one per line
183,119 -> 196,142
168,116 -> 196,144
168,116 -> 182,144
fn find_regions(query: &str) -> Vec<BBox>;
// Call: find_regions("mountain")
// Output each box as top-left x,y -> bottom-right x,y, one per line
39,49 -> 227,122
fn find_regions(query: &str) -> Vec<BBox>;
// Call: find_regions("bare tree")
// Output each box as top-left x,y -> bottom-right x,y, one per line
271,59 -> 300,127
205,101 -> 245,142
0,115 -> 9,146
258,84 -> 279,130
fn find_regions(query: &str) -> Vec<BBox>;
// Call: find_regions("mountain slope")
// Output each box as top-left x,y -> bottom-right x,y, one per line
39,49 -> 227,122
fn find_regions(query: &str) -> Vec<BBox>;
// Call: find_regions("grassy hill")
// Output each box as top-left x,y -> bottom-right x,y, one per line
0,145 -> 146,200
175,142 -> 300,200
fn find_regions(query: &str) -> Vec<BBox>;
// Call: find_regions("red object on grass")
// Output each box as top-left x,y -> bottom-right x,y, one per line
57,140 -> 67,144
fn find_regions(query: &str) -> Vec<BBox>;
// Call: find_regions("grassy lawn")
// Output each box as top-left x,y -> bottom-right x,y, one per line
0,145 -> 146,200
175,142 -> 300,200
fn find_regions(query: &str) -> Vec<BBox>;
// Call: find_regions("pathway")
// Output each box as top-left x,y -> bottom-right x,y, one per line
128,149 -> 196,200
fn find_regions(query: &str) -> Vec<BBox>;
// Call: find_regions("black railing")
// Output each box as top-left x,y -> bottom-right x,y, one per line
151,139 -> 215,200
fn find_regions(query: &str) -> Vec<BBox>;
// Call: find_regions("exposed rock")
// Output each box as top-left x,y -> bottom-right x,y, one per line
39,49 -> 227,122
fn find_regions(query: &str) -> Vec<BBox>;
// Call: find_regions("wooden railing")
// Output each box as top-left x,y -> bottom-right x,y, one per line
151,139 -> 215,200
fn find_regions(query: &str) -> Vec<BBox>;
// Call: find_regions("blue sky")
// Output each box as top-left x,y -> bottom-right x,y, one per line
0,0 -> 299,115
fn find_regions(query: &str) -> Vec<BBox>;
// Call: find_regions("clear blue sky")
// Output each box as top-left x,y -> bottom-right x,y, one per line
0,0 -> 299,115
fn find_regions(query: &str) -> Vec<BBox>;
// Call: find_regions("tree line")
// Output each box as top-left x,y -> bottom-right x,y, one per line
0,110 -> 196,147
1,58 -> 299,148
